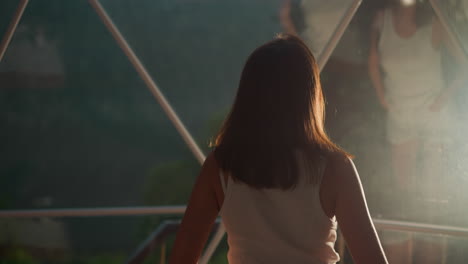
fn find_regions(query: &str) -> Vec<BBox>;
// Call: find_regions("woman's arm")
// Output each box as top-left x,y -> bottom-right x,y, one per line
330,155 -> 388,264
368,11 -> 389,110
279,0 -> 299,35
168,153 -> 223,264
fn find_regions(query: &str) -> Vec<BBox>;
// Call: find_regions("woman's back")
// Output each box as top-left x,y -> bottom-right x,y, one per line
168,35 -> 387,264
220,150 -> 340,264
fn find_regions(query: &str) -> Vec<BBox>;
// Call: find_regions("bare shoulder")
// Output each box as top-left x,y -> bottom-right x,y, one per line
319,151 -> 354,217
322,150 -> 355,187
325,151 -> 354,175
193,151 -> 219,191
202,151 -> 220,182
205,151 -> 226,208
324,151 -> 360,191
204,151 -> 218,168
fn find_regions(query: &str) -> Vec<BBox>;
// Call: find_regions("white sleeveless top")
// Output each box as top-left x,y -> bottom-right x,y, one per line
219,153 -> 340,264
378,9 -> 443,101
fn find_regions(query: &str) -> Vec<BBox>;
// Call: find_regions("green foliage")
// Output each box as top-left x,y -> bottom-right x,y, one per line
138,159 -> 199,239
0,247 -> 40,264
79,253 -> 125,264
144,159 -> 199,206
0,196 -> 10,210
208,250 -> 229,264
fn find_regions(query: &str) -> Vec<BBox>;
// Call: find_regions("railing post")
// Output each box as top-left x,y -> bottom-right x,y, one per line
198,224 -> 226,264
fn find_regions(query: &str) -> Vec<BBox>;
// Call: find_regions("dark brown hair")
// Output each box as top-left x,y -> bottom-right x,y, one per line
213,34 -> 349,190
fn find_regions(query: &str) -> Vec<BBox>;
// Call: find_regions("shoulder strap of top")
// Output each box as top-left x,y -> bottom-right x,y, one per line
219,170 -> 227,194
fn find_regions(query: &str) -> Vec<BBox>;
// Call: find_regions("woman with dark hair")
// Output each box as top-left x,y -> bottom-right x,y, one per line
169,34 -> 387,264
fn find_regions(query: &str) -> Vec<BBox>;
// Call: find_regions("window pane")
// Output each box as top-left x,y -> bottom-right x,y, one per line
322,0 -> 468,262
0,0 -> 199,209
436,0 -> 468,54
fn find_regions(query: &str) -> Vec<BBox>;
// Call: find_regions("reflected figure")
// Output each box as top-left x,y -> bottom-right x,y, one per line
368,0 -> 466,263
280,0 -> 346,57
369,0 -> 451,201
169,35 -> 387,264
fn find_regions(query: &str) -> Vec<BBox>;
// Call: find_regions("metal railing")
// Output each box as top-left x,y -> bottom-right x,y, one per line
0,206 -> 186,218
374,219 -> 468,238
126,220 -> 182,264
125,219 -> 222,264
2,206 -> 468,264
2,206 -> 468,238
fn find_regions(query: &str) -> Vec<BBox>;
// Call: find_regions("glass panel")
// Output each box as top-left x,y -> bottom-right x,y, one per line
0,0 -> 20,38
97,0 -> 280,149
0,0 -> 199,209
338,231 -> 468,263
322,0 -> 468,262
0,0 -> 363,210
295,0 -> 356,58
435,0 -> 468,54
97,0 -> 354,148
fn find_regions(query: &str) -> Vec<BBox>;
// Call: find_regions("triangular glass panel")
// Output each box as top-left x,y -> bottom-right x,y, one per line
321,0 -> 468,261
0,0 -> 199,211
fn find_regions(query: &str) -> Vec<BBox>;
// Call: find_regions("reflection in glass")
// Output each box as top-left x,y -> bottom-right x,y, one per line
321,0 -> 468,263
280,0 -> 353,57
437,0 -> 468,53
100,0 -> 283,147
0,23 -> 65,89
0,0 -> 199,211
